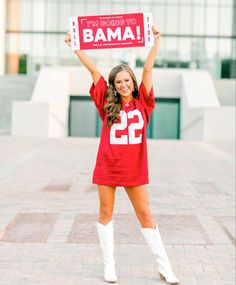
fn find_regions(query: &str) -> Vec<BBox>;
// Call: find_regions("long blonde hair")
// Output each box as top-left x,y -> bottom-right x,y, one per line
104,64 -> 139,127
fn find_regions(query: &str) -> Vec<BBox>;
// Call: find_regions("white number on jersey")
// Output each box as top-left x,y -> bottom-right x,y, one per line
110,110 -> 144,145
110,111 -> 128,145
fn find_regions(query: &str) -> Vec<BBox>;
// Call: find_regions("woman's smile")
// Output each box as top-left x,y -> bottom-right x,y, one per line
114,70 -> 134,101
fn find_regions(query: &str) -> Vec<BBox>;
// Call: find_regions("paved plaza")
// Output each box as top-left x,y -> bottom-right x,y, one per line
0,136 -> 235,285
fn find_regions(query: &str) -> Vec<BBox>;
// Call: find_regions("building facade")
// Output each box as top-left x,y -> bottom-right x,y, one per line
3,0 -> 236,79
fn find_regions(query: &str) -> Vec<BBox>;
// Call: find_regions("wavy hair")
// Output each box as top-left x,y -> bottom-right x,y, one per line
104,64 -> 139,127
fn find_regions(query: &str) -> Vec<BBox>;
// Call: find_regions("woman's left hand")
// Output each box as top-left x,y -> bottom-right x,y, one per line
152,25 -> 161,41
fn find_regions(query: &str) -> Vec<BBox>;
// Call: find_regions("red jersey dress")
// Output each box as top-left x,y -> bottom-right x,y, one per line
89,76 -> 155,187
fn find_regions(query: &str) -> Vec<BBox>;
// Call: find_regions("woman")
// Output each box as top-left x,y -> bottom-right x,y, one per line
64,26 -> 179,285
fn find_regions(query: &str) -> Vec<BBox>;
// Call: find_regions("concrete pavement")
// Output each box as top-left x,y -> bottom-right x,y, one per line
0,136 -> 235,285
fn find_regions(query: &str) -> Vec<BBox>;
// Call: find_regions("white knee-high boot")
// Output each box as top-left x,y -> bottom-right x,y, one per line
141,225 -> 179,285
96,220 -> 117,283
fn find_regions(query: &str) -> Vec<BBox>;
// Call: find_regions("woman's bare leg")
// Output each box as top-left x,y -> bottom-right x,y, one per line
124,185 -> 179,283
98,185 -> 116,225
124,184 -> 155,228
96,185 -> 117,282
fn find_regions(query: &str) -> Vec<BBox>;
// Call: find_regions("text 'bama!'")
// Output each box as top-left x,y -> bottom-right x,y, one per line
82,26 -> 142,42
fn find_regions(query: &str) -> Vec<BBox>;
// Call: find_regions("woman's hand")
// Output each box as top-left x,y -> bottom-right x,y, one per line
64,32 -> 72,48
152,25 -> 161,42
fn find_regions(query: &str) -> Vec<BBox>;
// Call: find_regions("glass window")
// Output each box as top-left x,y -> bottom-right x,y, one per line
32,2 -> 46,31
220,0 -> 234,4
193,6 -> 205,35
148,0 -> 165,3
153,5 -> 166,34
191,38 -> 205,62
232,40 -> 236,59
82,2 -> 100,15
166,0 -> 179,3
165,37 -> 179,60
179,38 -> 191,61
179,6 -> 192,35
19,34 -> 31,55
205,38 -> 218,59
189,0 -> 205,3
6,33 -> 20,54
19,2 -> 31,30
46,2 -> 59,31
218,39 -> 232,58
45,34 -> 59,59
111,3 -> 127,14
59,3 -> 71,32
97,2 -> 112,14
206,0 -> 220,3
206,5 -> 219,35
72,3 -> 85,16
124,3 -> 140,13
58,34 -> 70,58
138,4 -> 153,13
138,0 -> 153,3
166,5 -> 178,34
219,7 -> 233,36
32,34 -> 45,57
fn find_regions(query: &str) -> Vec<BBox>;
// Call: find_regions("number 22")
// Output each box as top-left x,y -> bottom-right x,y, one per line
110,110 -> 144,145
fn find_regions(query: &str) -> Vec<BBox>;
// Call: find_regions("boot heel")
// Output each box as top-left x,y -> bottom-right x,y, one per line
159,273 -> 165,280
141,226 -> 180,285
160,273 -> 179,284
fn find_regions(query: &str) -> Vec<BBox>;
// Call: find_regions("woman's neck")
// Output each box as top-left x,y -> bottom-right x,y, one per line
122,95 -> 133,103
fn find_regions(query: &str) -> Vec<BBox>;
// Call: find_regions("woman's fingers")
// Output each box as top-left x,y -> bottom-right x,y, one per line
152,25 -> 161,40
65,32 -> 71,40
64,33 -> 72,47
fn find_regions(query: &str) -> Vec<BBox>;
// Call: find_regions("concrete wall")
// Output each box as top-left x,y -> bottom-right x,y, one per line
11,66 -> 235,140
0,75 -> 36,135
12,102 -> 49,137
181,70 -> 220,140
12,67 -> 70,138
181,72 -> 235,140
214,79 -> 236,106
203,107 -> 235,140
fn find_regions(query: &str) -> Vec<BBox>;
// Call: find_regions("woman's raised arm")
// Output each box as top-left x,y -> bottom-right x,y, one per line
142,25 -> 161,96
64,32 -> 101,85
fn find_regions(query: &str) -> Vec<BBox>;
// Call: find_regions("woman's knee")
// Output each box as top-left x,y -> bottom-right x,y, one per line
137,208 -> 155,227
98,184 -> 116,224
99,206 -> 113,223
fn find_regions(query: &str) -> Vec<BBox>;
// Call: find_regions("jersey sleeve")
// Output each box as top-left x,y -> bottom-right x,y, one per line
138,82 -> 155,123
89,76 -> 108,120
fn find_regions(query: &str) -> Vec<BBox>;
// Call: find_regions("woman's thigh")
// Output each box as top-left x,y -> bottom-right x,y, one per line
124,185 -> 155,227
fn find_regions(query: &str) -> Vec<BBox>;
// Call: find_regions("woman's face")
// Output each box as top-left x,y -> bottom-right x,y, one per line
114,70 -> 134,101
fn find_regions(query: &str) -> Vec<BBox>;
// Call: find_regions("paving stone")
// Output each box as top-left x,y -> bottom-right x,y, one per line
42,183 -> 72,192
0,213 -> 58,242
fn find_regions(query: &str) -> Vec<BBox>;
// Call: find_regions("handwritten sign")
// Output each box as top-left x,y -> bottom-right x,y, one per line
69,12 -> 153,51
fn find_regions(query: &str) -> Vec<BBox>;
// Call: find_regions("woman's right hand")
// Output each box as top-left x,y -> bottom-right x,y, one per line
64,32 -> 72,47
